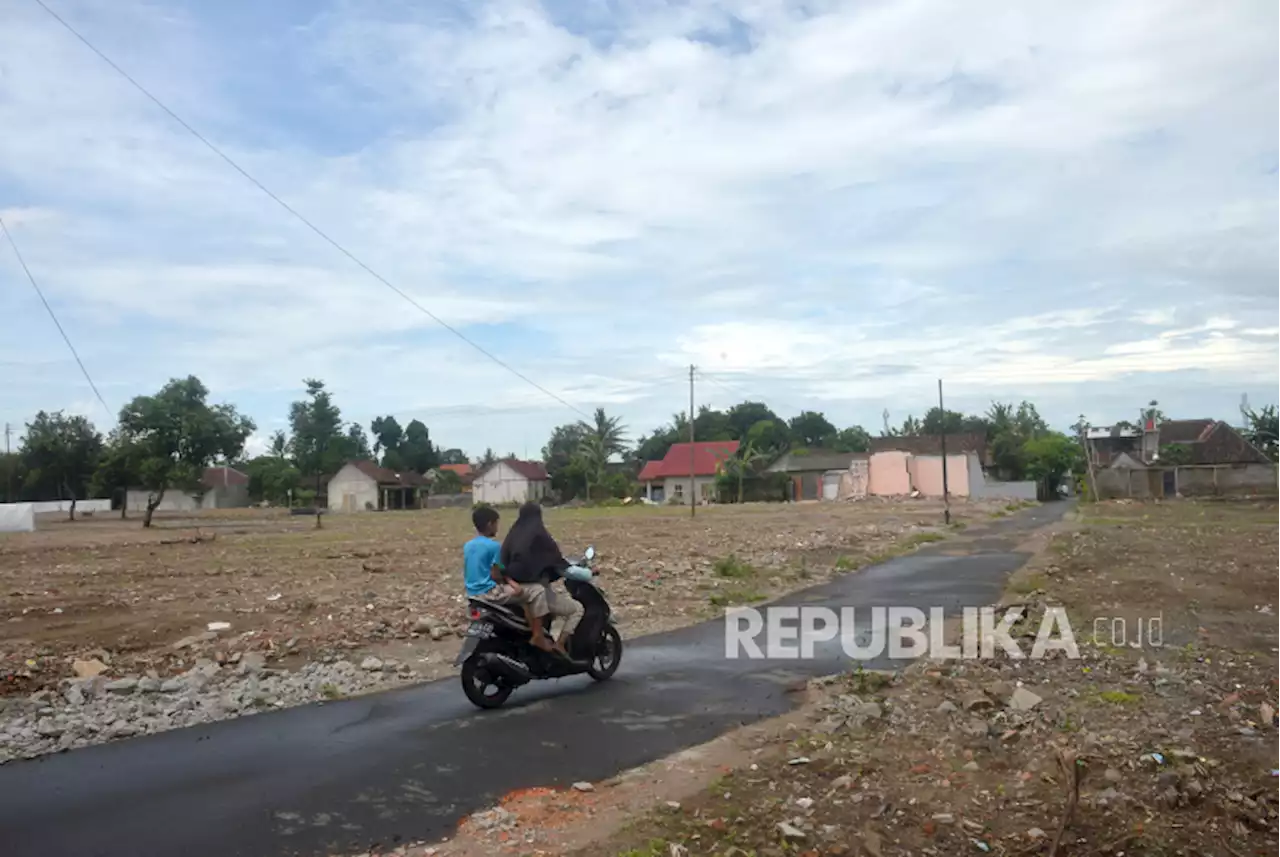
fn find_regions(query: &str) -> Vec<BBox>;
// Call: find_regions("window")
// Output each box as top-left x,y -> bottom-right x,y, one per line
673,483 -> 684,500
700,482 -> 711,499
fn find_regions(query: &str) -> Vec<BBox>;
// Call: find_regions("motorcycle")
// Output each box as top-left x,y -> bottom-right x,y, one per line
453,545 -> 623,709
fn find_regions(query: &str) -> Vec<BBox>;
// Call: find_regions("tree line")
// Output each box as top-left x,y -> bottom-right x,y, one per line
0,376 -> 469,526
5,377 -> 1275,521
539,398 -> 1280,503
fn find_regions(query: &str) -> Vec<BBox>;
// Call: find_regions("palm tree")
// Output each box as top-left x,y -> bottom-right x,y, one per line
578,407 -> 628,456
575,434 -> 609,500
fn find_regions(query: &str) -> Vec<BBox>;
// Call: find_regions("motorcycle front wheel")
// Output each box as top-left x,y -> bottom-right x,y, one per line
587,625 -> 623,681
460,655 -> 514,709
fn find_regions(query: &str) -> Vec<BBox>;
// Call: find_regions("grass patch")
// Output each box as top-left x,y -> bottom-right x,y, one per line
834,555 -> 856,571
320,683 -> 344,700
618,840 -> 671,857
1098,690 -> 1142,705
903,531 -> 946,548
709,588 -> 767,607
713,554 -> 756,579
1007,572 -> 1047,595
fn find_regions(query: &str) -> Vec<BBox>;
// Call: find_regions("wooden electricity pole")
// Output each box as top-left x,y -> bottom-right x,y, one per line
689,364 -> 696,518
938,379 -> 951,526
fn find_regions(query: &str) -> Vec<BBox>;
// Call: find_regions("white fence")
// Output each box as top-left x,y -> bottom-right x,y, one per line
0,503 -> 36,532
28,499 -> 113,515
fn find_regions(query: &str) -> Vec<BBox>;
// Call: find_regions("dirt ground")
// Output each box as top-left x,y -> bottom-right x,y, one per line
0,497 -> 1015,696
405,498 -> 1278,857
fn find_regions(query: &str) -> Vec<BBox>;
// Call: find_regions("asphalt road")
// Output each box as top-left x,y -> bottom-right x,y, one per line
0,502 -> 1066,857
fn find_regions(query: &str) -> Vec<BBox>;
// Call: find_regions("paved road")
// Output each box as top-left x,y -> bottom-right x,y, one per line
0,503 -> 1066,857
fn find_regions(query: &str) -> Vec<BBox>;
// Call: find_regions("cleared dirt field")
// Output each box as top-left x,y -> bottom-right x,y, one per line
573,498 -> 1279,857
0,497 -> 1016,696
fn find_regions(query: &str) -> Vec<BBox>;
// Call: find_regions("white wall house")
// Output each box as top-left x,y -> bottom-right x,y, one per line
125,466 -> 250,512
472,459 -> 550,505
327,461 -> 427,512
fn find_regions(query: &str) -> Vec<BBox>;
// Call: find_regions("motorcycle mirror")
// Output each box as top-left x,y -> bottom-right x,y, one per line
584,545 -> 595,562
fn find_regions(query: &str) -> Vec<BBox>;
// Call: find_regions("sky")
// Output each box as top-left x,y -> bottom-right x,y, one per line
1,0 -> 1276,460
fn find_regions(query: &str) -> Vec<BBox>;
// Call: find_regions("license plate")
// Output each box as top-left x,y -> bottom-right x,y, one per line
466,621 -> 495,639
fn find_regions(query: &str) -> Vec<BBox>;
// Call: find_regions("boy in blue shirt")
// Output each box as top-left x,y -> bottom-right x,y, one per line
464,506 -> 557,652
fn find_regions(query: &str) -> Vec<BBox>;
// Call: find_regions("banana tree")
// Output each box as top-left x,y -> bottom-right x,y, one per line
731,440 -> 768,504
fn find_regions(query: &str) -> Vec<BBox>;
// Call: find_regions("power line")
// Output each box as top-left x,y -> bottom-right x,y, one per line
0,215 -> 112,417
30,0 -> 589,420
695,369 -> 814,417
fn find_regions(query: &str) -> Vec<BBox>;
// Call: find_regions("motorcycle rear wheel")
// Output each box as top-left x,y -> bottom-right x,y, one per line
461,656 -> 514,709
587,625 -> 623,681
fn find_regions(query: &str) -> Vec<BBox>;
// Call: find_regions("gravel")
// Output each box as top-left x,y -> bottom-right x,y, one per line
0,657 -> 420,764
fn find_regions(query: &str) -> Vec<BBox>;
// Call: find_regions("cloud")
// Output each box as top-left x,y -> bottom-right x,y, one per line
0,0 -> 1275,455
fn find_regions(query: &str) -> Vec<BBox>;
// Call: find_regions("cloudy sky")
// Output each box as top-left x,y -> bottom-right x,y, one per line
1,0 -> 1276,459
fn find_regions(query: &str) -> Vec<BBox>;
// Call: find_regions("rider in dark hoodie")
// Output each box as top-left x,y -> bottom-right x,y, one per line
500,502 -> 583,655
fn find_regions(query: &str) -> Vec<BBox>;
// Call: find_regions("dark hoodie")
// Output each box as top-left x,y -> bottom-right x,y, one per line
500,502 -> 567,585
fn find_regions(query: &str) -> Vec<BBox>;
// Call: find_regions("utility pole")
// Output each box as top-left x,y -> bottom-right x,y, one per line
938,379 -> 950,525
4,422 -> 11,503
689,365 -> 696,518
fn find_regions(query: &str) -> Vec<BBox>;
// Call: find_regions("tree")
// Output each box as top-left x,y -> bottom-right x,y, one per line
269,430 -> 288,458
579,407 -> 628,458
115,376 -> 254,527
370,415 -> 404,460
399,419 -> 438,473
244,456 -> 301,505
1023,433 -> 1082,496
432,469 -> 463,495
1241,404 -> 1278,461
694,406 -> 736,442
289,380 -> 345,477
344,424 -> 373,461
19,411 -> 103,520
830,425 -> 872,453
631,413 -> 688,468
438,448 -> 468,465
788,411 -> 837,448
543,423 -> 589,499
726,402 -> 780,441
477,448 -> 497,470
727,440 -> 768,503
920,407 -> 966,435
745,419 -> 789,455
91,431 -> 142,518
1142,400 -> 1166,426
897,415 -> 923,435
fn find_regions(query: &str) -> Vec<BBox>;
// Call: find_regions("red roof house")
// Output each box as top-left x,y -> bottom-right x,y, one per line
637,441 -> 740,504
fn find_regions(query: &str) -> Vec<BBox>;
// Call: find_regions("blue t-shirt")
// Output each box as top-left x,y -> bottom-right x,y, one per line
463,535 -> 502,597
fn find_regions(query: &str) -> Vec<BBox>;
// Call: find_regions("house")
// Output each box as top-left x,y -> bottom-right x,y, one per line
1091,418 -> 1275,498
434,463 -> 475,493
125,465 -> 250,513
637,441 -> 739,505
327,460 -> 428,512
1087,418 -> 1270,467
1151,419 -> 1270,465
766,449 -> 865,501
472,458 -> 550,505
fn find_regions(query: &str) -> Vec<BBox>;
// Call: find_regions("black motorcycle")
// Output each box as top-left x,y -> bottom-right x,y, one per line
454,545 -> 623,709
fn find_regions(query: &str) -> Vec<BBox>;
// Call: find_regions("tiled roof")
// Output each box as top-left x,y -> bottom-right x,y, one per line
475,458 -> 550,482
437,463 -> 474,481
1157,419 -> 1216,444
637,460 -> 665,482
767,449 -> 865,473
349,460 -> 429,486
640,441 -> 740,479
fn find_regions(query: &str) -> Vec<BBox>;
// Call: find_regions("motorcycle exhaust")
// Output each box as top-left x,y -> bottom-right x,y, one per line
480,653 -> 532,685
